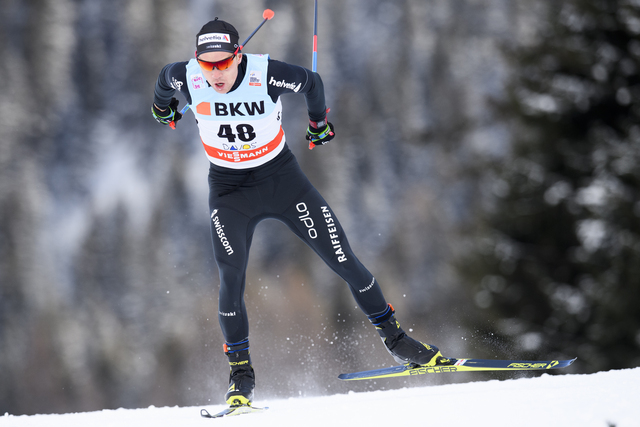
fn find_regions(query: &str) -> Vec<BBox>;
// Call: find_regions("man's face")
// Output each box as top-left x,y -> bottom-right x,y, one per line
198,52 -> 243,94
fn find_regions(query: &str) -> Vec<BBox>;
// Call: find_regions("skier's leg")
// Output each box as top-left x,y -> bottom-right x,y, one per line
280,185 -> 446,366
208,201 -> 258,404
209,206 -> 254,343
280,186 -> 387,315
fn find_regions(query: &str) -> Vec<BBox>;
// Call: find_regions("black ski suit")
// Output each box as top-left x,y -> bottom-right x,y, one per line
154,55 -> 389,345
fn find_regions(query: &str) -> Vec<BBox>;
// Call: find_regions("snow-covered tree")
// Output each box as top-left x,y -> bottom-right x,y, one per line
463,0 -> 640,371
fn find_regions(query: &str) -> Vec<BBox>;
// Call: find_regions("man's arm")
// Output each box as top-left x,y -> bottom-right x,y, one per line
153,61 -> 191,108
266,59 -> 327,122
267,59 -> 334,147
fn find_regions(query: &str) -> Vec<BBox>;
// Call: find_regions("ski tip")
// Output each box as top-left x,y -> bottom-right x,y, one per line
200,405 -> 268,419
263,9 -> 275,20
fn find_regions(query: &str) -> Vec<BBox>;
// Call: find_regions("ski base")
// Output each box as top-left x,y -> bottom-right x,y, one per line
200,404 -> 268,419
338,357 -> 576,380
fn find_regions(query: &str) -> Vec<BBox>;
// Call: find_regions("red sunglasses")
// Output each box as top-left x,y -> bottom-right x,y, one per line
196,51 -> 238,71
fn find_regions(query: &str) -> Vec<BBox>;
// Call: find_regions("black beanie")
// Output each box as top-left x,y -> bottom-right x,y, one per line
196,18 -> 240,56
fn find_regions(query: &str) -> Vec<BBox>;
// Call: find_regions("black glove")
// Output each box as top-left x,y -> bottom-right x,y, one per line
306,120 -> 335,149
152,98 -> 182,126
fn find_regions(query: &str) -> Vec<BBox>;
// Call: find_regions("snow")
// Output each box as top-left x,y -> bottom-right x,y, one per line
3,368 -> 639,427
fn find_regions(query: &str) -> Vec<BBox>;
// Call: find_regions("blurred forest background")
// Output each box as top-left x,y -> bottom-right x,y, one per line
1,0 -> 639,416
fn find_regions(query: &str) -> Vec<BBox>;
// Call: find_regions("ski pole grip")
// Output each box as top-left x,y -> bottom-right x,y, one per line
169,104 -> 190,130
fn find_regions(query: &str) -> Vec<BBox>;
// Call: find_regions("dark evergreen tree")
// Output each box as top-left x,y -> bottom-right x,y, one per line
462,0 -> 640,371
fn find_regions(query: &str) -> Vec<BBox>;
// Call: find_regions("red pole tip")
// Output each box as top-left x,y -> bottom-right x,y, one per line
263,9 -> 275,20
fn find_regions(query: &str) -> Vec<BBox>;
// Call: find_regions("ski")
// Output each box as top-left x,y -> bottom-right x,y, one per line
338,357 -> 577,380
200,404 -> 268,419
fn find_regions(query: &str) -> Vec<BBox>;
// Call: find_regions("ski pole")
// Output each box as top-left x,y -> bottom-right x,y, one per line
312,0 -> 318,72
235,9 -> 275,54
309,1 -> 333,150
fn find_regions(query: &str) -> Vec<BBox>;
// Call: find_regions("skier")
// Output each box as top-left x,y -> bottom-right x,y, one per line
151,18 -> 446,407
